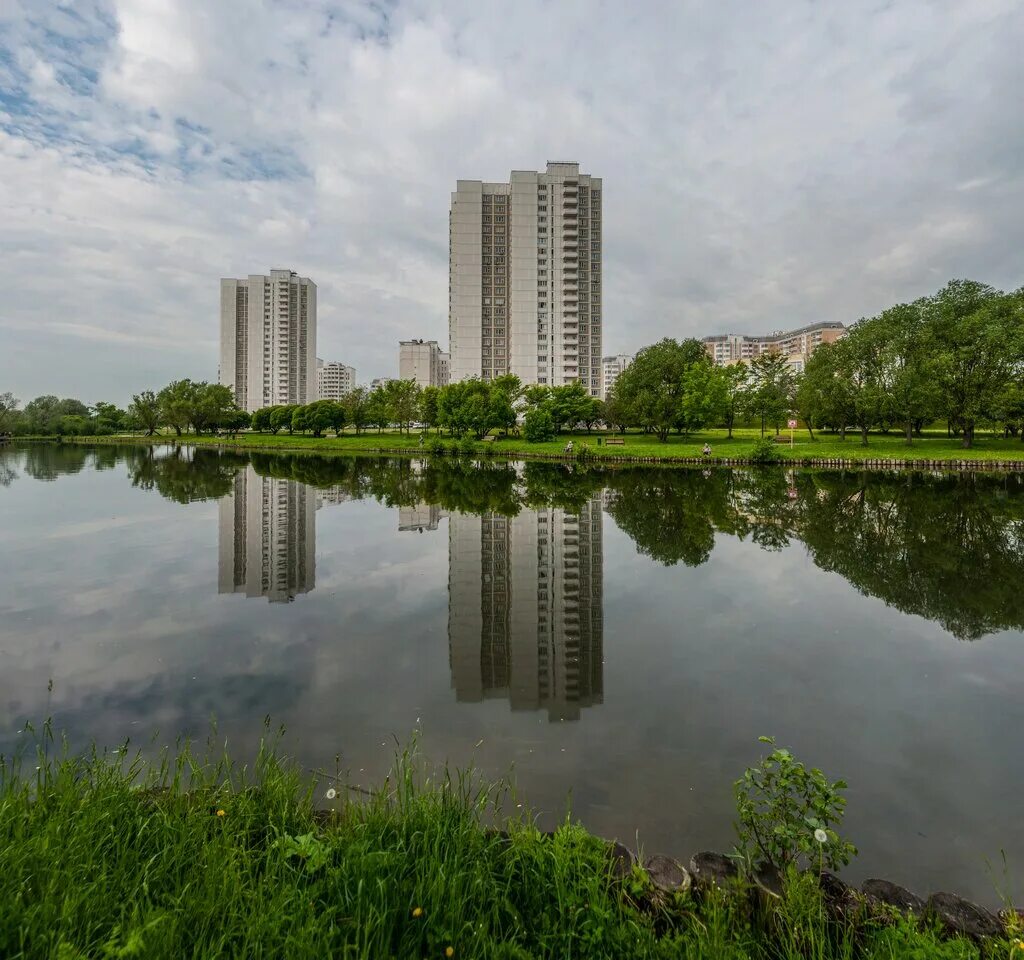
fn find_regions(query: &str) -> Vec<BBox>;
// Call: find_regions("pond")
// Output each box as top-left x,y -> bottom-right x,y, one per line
1,443 -> 1023,902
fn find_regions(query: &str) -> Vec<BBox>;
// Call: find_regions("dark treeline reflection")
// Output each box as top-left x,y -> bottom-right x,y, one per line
5,444 -> 1023,640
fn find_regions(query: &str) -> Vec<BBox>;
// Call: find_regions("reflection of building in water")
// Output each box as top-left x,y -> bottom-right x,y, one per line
399,503 -> 448,532
318,486 -> 355,506
218,466 -> 316,602
448,499 -> 603,721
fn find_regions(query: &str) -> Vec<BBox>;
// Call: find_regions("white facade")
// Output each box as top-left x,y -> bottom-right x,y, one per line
219,269 -> 317,412
399,339 -> 449,388
218,465 -> 316,603
447,498 -> 603,721
600,353 -> 632,399
369,377 -> 393,391
449,161 -> 603,396
317,359 -> 356,400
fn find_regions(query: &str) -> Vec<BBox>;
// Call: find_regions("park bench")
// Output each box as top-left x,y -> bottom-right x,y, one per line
480,435 -> 496,442
772,435 -> 792,444
605,438 -> 626,446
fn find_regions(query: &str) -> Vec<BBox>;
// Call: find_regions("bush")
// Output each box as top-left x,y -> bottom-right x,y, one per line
428,438 -> 447,457
749,437 -> 782,464
524,408 -> 556,443
458,436 -> 477,457
733,736 -> 856,873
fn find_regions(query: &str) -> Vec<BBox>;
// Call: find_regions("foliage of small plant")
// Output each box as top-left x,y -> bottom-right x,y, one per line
523,407 -> 556,443
749,437 -> 782,464
733,736 -> 857,874
458,436 -> 477,457
427,437 -> 447,457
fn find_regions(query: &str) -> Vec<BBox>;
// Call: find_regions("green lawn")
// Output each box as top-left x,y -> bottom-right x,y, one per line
74,425 -> 1024,464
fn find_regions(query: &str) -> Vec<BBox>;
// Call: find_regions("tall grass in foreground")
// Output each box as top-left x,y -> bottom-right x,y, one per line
0,730 -> 1011,959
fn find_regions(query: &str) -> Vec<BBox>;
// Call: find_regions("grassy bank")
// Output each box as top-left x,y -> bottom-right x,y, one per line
0,737 -> 1016,959
61,425 -> 1024,466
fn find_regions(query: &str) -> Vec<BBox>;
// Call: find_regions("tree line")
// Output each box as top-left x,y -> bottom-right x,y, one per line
0,381 -> 248,438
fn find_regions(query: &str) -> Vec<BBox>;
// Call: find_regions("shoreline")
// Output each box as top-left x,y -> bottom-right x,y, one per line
45,432 -> 1024,472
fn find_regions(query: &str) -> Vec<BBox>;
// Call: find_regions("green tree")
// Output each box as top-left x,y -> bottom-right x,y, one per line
677,359 -> 727,435
157,380 -> 197,436
833,325 -> 887,446
873,301 -> 940,445
927,280 -> 1024,448
343,387 -> 370,435
270,404 -> 298,435
250,407 -> 272,432
189,383 -> 238,434
0,392 -> 17,433
523,406 -> 556,443
128,391 -> 161,436
384,379 -> 421,434
719,364 -> 748,439
419,386 -> 440,433
22,395 -> 63,435
366,386 -> 390,432
745,353 -> 795,437
91,402 -> 128,434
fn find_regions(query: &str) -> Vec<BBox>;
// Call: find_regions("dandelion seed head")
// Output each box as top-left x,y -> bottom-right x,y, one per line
325,788 -> 337,800
814,828 -> 828,844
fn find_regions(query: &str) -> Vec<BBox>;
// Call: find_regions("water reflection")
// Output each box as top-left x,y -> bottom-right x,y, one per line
217,465 -> 317,603
448,500 -> 603,721
3,445 -> 1024,642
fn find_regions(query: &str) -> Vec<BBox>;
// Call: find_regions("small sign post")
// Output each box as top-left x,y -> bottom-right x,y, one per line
788,418 -> 797,447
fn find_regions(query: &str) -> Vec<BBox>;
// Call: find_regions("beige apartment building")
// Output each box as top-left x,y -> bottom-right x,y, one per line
703,321 -> 845,370
219,269 -> 317,412
449,161 -> 603,396
317,359 -> 356,400
398,339 -> 450,388
600,353 -> 632,399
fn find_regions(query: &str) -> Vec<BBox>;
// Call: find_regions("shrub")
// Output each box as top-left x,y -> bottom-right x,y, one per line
524,408 -> 556,443
458,436 -> 477,457
733,736 -> 856,874
749,437 -> 782,464
428,438 -> 447,457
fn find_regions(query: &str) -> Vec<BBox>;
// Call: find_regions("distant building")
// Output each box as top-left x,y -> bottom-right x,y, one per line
369,377 -> 393,391
399,339 -> 450,388
218,465 -> 316,602
219,269 -> 317,412
317,359 -> 356,400
703,322 -> 845,368
449,161 -> 603,396
600,354 -> 631,399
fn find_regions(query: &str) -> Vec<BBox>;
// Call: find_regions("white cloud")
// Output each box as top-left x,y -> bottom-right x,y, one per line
1,0 -> 1022,403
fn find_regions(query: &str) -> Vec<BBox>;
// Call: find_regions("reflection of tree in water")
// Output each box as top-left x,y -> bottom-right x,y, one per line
127,446 -> 248,503
797,471 -> 1024,641
20,443 -> 92,481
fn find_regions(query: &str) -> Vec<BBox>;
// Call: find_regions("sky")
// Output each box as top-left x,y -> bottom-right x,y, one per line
1,0 -> 1022,405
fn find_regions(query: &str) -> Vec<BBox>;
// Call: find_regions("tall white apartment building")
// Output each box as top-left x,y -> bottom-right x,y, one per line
217,465 -> 316,603
219,269 -> 317,412
317,359 -> 356,400
600,354 -> 632,399
449,161 -> 603,396
447,498 -> 603,721
399,339 -> 450,388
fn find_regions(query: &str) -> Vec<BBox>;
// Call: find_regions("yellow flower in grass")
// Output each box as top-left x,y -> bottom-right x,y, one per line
445,948 -> 454,958
412,907 -> 423,918
1016,941 -> 1024,951
216,809 -> 226,817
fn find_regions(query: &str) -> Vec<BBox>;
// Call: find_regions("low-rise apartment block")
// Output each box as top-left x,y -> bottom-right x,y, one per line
703,322 -> 845,369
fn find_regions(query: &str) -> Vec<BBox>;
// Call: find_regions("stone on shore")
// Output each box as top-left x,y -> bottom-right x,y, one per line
688,852 -> 738,889
925,892 -> 1002,939
861,878 -> 925,915
643,855 -> 692,895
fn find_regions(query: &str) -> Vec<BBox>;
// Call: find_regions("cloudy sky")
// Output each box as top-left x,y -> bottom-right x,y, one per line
1,0 -> 1022,404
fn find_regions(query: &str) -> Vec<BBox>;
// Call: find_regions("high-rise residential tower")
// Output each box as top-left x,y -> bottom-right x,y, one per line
399,339 -> 450,388
317,359 -> 357,400
219,269 -> 317,412
449,161 -> 602,396
600,354 -> 632,399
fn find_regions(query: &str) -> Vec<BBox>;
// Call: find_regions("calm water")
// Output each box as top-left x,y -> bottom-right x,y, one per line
2,443 -> 1023,901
